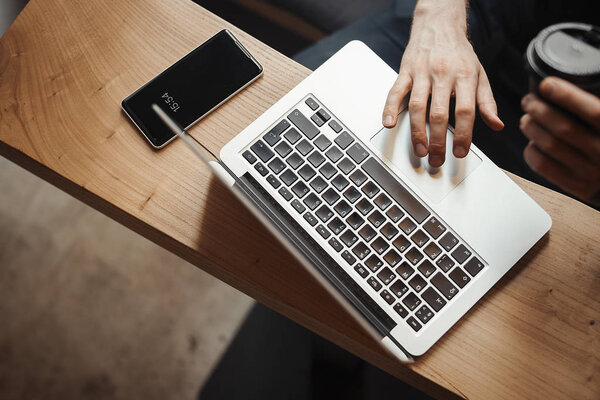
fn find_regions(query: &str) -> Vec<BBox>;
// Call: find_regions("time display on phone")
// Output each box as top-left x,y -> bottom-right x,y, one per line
161,92 -> 180,112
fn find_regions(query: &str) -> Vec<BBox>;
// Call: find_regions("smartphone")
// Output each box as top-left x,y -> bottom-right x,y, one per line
122,29 -> 263,149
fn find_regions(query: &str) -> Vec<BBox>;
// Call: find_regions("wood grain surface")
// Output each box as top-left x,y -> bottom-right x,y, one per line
0,0 -> 598,398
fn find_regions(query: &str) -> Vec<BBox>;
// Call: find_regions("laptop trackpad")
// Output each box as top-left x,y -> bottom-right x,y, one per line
370,112 -> 482,203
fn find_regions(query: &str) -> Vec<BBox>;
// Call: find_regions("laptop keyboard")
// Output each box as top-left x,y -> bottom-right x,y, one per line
241,95 -> 486,333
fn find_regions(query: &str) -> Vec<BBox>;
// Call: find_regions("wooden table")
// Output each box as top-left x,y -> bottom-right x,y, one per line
1,0 -> 598,398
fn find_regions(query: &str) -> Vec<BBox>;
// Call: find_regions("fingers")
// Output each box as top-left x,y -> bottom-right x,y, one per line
476,68 -> 504,131
539,77 -> 600,130
524,143 -> 596,200
522,94 -> 600,162
428,80 -> 453,167
383,72 -> 412,128
520,114 -> 598,180
453,77 -> 477,158
408,77 -> 431,157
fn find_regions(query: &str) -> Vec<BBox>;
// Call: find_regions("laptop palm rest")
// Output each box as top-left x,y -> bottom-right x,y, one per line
370,111 -> 482,203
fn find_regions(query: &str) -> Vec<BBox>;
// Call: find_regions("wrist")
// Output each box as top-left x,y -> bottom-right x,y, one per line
412,0 -> 468,34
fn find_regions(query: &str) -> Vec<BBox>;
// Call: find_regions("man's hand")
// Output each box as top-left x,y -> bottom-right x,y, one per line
382,0 -> 503,167
520,77 -> 600,205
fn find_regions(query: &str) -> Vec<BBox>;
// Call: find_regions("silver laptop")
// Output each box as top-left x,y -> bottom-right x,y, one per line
156,41 -> 552,362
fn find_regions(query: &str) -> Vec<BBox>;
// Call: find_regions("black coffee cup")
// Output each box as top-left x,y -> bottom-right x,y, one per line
525,22 -> 600,97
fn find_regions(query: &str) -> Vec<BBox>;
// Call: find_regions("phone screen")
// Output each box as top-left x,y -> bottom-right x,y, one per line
122,30 -> 263,148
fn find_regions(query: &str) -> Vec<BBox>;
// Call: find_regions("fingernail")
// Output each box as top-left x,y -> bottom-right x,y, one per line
415,143 -> 427,157
429,155 -> 443,167
454,146 -> 467,157
383,115 -> 394,126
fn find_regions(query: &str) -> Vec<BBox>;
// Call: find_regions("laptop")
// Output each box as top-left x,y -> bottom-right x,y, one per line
154,40 -> 552,362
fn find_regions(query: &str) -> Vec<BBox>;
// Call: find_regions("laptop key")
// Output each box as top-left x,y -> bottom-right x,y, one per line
383,249 -> 402,267
347,142 -> 369,164
315,205 -> 334,222
242,150 -> 257,164
286,152 -> 304,169
291,199 -> 306,213
331,174 -> 350,191
417,259 -> 436,278
380,290 -> 395,305
341,250 -> 356,265
352,242 -> 371,260
303,193 -> 321,210
354,264 -> 369,278
307,151 -> 326,167
343,186 -> 362,204
334,200 -> 352,217
325,146 -> 344,163
264,130 -> 281,146
405,247 -> 424,265
390,280 -> 408,297
296,139 -> 314,156
311,113 -> 325,127
298,164 -> 316,181
266,174 -> 281,189
310,176 -> 328,193
349,169 -> 367,186
280,169 -> 298,186
399,217 -> 417,235
264,120 -> 290,145
386,205 -> 405,223
305,97 -> 319,110
327,217 -> 346,235
423,216 -> 446,239
436,254 -> 455,272
423,242 -> 442,260
431,272 -> 458,300
319,162 -> 337,179
451,244 -> 472,264
340,229 -> 358,247
371,237 -> 390,254
329,237 -> 343,252
408,274 -> 427,293
314,134 -> 332,151
251,140 -> 274,162
268,157 -> 285,174
356,198 -> 374,215
346,212 -> 365,230
278,187 -> 293,201
303,212 -> 318,226
367,277 -> 382,291
393,303 -> 409,318
362,181 -> 380,198
402,292 -> 422,311
410,229 -> 430,247
364,254 -> 384,272
335,131 -> 354,149
284,127 -> 302,144
359,225 -> 377,242
316,224 -> 331,239
380,223 -> 399,240
439,231 -> 459,251
368,210 -> 386,227
274,141 -> 292,158
449,267 -> 471,288
288,109 -> 319,139
374,193 -> 392,210
392,235 -> 411,253
254,162 -> 268,176
328,120 -> 342,133
464,257 -> 484,276
322,188 -> 340,205
292,181 -> 309,198
377,267 -> 396,285
338,157 -> 356,175
406,316 -> 422,332
396,261 -> 415,280
362,157 -> 430,223
415,305 -> 434,324
317,108 -> 331,122
422,287 -> 446,312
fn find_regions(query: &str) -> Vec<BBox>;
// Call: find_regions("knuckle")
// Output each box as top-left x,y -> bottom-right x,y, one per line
429,110 -> 448,124
455,105 -> 475,119
431,60 -> 449,76
409,99 -> 426,113
555,122 -> 573,137
428,142 -> 446,155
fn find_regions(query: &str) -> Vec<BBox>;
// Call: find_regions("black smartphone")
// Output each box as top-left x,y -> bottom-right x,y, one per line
122,29 -> 263,149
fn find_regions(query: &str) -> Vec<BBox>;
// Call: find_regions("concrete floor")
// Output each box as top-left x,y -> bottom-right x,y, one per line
0,157 -> 253,399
